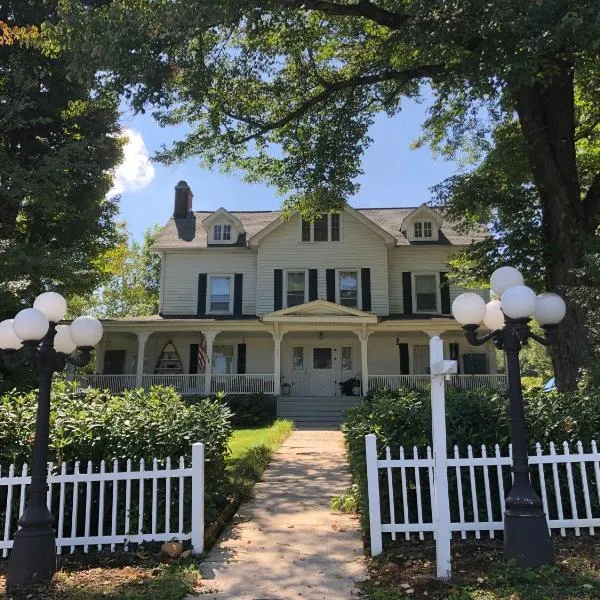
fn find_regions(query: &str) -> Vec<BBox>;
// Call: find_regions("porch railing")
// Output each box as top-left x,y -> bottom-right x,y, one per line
368,374 -> 508,392
76,374 -> 137,394
211,374 -> 275,394
142,374 -> 205,395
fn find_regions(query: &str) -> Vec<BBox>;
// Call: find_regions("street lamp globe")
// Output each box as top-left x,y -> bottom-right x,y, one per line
69,316 -> 103,347
0,320 -> 23,350
534,293 -> 567,325
54,325 -> 77,355
500,285 -> 537,319
490,266 -> 524,296
452,292 -> 487,325
13,308 -> 49,342
33,292 -> 67,323
483,299 -> 505,331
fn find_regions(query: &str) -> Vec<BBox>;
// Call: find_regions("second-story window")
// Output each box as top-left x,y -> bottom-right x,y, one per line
301,214 -> 341,242
414,221 -> 433,239
339,271 -> 359,308
286,271 -> 306,307
209,275 -> 232,313
413,273 -> 438,312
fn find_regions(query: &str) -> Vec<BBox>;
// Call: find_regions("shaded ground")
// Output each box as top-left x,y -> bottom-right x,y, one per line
361,535 -> 600,599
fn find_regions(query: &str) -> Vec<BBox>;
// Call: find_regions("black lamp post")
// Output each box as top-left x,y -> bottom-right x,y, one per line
452,267 -> 566,569
0,293 -> 103,593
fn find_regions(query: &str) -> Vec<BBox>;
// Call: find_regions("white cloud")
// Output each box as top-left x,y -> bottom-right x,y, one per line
110,128 -> 155,196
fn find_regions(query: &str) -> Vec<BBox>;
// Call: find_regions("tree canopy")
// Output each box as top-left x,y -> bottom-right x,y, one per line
0,0 -> 124,321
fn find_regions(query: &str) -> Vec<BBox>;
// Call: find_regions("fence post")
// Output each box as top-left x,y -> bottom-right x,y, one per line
429,336 -> 454,581
365,433 -> 383,556
191,443 -> 205,554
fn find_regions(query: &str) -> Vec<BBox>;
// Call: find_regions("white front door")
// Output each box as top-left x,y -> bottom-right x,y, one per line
290,346 -> 310,396
310,347 -> 336,396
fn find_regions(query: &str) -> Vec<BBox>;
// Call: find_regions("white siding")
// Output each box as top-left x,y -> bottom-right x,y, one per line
388,246 -> 488,314
256,212 -> 389,315
161,249 -> 257,315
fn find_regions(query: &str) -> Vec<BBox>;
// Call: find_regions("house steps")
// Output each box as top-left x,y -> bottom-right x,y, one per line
277,396 -> 362,426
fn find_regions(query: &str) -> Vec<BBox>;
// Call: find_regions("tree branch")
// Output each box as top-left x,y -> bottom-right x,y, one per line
226,65 -> 446,144
280,0 -> 409,30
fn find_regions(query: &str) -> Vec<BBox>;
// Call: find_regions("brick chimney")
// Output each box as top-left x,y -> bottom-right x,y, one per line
173,181 -> 193,218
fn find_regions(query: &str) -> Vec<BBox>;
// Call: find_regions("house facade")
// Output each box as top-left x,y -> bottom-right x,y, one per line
80,181 -> 505,402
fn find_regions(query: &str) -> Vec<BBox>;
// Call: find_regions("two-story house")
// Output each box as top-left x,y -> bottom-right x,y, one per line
80,181 -> 504,417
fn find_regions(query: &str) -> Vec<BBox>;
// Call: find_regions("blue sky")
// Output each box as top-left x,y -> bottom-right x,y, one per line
114,97 -> 462,241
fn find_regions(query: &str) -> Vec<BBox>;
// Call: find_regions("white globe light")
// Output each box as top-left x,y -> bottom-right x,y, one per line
13,308 -> 49,341
0,320 -> 23,350
534,293 -> 566,325
54,324 -> 77,354
490,266 -> 524,296
483,299 -> 505,331
451,293 -> 487,325
70,316 -> 103,347
500,285 -> 537,319
33,292 -> 67,322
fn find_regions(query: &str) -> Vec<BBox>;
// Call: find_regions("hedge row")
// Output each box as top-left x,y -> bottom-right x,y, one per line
342,383 -> 600,533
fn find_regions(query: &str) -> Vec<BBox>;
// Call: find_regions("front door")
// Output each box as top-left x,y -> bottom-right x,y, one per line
310,347 -> 335,396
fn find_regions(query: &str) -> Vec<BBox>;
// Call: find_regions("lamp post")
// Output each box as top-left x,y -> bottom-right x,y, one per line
452,267 -> 566,568
0,292 -> 103,592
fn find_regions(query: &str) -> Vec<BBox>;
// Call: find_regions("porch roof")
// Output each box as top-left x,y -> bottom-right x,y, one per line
262,299 -> 378,324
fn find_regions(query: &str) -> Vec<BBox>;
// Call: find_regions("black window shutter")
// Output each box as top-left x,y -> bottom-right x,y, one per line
197,273 -> 207,315
274,269 -> 283,310
309,269 -> 318,301
237,343 -> 247,374
234,273 -> 243,316
326,269 -> 336,303
440,272 -> 451,314
449,342 -> 460,374
398,343 -> 410,374
189,344 -> 199,374
361,268 -> 371,311
402,272 -> 413,314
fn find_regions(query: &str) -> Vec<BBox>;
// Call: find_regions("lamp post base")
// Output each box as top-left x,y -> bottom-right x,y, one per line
6,525 -> 56,592
504,510 -> 553,568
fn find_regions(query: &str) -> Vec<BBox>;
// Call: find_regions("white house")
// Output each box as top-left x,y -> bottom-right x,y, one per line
79,181 -> 504,419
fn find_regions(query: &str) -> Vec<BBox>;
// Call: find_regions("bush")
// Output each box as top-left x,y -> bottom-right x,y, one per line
0,381 -> 232,526
186,392 -> 277,427
342,384 -> 600,534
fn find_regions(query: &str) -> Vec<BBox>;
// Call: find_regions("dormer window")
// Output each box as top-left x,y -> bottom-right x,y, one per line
414,221 -> 433,239
213,224 -> 232,242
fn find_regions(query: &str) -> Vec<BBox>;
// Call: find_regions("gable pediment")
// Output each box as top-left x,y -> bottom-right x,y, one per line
262,299 -> 378,322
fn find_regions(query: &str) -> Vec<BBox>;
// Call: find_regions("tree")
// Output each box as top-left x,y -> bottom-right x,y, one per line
69,226 -> 161,318
58,0 -> 600,389
0,0 -> 124,322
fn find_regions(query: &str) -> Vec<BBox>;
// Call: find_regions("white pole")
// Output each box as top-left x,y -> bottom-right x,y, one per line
429,336 -> 454,581
191,443 -> 205,554
365,434 -> 383,556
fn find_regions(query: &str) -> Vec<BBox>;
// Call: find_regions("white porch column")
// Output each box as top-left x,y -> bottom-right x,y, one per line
203,330 -> 219,395
355,325 -> 371,396
271,325 -> 283,396
135,331 -> 151,388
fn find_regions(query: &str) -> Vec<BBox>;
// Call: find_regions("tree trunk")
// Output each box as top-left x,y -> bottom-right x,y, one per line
513,66 -> 587,391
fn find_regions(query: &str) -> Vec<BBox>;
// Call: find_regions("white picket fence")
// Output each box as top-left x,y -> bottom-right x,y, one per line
0,443 -> 204,556
366,434 -> 600,555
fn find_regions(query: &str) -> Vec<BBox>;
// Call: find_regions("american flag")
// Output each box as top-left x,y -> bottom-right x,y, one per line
198,333 -> 208,374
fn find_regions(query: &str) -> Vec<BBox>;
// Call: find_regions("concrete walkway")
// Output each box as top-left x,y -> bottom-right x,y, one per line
194,429 -> 366,599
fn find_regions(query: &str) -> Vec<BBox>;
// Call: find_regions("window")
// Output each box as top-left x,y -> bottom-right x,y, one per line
341,346 -> 352,370
413,344 -> 430,374
331,214 -> 340,241
213,224 -> 232,241
212,345 -> 234,374
300,215 -> 341,242
314,216 -> 328,241
313,347 -> 332,369
293,347 -> 304,370
414,274 -> 439,313
286,271 -> 306,307
414,221 -> 433,239
209,275 -> 232,313
463,353 -> 488,374
339,271 -> 359,308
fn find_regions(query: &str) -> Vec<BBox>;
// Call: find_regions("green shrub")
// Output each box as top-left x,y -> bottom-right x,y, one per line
186,392 -> 277,427
342,384 -> 600,534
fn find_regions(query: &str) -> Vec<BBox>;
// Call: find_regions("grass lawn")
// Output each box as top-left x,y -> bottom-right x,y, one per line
0,419 -> 294,600
361,536 -> 600,599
